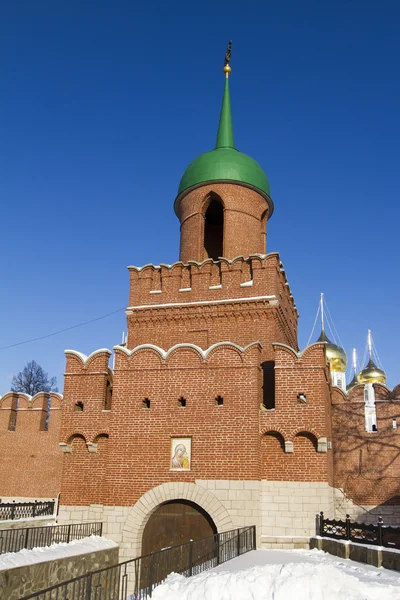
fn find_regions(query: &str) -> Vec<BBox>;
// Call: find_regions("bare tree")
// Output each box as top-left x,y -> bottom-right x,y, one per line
11,361 -> 58,395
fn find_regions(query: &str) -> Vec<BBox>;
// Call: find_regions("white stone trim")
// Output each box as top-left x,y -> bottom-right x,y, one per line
126,295 -> 276,311
64,349 -> 112,365
113,341 -> 261,361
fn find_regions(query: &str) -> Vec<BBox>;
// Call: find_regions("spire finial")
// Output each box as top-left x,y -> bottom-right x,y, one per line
216,41 -> 234,149
223,40 -> 232,78
352,348 -> 357,376
320,293 -> 325,333
367,329 -> 373,360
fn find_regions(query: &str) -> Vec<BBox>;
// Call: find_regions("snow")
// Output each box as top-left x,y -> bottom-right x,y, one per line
0,536 -> 117,571
151,549 -> 400,600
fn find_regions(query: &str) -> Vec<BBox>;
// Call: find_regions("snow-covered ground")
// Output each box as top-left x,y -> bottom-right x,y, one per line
151,549 -> 400,599
0,536 -> 117,571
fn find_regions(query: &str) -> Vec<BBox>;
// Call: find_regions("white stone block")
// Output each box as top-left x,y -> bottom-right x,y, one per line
229,481 -> 244,490
215,480 -> 230,490
244,481 -> 259,490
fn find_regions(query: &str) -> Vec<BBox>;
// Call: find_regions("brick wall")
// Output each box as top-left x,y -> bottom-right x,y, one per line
260,342 -> 333,483
0,392 -> 63,497
59,342 -> 262,506
332,383 -> 400,507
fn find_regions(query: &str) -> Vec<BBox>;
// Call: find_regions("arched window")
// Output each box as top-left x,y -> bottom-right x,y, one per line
204,198 -> 224,260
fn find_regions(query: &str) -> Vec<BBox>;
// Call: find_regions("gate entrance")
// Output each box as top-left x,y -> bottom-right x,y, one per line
141,499 -> 217,555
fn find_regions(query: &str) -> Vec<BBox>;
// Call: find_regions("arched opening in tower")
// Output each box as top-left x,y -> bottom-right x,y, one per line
204,199 -> 224,260
141,500 -> 217,556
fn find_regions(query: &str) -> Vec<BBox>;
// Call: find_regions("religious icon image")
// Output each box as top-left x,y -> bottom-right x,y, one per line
170,438 -> 191,471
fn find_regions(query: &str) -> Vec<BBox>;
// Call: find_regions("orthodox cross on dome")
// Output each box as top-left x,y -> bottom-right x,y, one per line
223,40 -> 232,77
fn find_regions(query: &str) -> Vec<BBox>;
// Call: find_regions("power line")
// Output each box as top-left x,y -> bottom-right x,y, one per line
0,307 -> 126,351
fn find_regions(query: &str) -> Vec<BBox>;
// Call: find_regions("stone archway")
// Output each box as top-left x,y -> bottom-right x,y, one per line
121,482 -> 234,560
142,499 -> 217,555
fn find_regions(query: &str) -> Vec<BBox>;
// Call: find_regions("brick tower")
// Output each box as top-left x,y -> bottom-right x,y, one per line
57,48 -> 333,560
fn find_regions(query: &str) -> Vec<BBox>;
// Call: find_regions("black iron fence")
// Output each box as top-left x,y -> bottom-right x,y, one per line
20,525 -> 256,600
0,521 -> 103,555
319,512 -> 400,550
0,500 -> 55,521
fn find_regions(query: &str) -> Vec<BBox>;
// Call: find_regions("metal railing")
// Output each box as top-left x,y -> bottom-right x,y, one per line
0,500 -> 55,521
319,512 -> 400,550
0,521 -> 103,555
20,525 -> 256,599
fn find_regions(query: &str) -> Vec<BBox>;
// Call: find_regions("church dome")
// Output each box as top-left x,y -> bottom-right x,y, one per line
177,148 -> 271,201
346,373 -> 359,392
358,358 -> 386,385
317,329 -> 347,373
174,65 -> 273,216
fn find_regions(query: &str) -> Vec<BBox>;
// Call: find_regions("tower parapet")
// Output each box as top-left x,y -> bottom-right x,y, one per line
127,253 -> 298,352
128,253 -> 297,314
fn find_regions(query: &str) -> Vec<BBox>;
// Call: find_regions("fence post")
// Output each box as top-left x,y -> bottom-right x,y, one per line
377,517 -> 383,546
149,552 -> 154,598
10,504 -> 15,521
32,502 -> 36,518
67,524 -> 72,543
24,527 -> 30,550
85,571 -> 92,600
100,522 -> 103,537
346,514 -> 351,541
253,525 -> 256,550
236,530 -> 241,557
319,512 -> 324,536
215,534 -> 220,565
189,540 -> 194,576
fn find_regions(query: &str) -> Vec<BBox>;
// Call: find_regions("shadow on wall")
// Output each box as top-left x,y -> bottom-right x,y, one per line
332,384 -> 400,508
262,361 -> 275,409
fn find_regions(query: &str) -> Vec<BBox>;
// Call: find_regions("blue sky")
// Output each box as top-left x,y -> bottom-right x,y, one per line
1,0 -> 399,392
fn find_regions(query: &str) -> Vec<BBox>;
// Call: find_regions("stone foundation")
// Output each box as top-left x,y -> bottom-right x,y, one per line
311,537 -> 400,571
0,542 -> 119,600
334,488 -> 400,525
58,480 -> 339,559
261,481 -> 334,539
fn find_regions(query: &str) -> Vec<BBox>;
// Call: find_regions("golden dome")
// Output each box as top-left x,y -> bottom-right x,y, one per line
317,329 -> 347,373
346,373 -> 359,392
358,358 -> 386,385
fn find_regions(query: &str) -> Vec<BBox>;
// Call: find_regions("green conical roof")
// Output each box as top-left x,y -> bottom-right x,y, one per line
174,73 -> 272,215
216,77 -> 234,149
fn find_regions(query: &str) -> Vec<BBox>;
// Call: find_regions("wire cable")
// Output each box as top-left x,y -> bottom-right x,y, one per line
0,307 -> 126,351
306,302 -> 321,347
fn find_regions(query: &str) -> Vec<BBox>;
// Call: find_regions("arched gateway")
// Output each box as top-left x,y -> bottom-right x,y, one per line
142,500 -> 217,555
121,482 -> 233,560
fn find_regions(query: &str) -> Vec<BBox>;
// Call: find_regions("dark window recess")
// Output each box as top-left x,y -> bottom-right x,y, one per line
262,360 -> 275,409
8,398 -> 19,431
105,380 -> 112,410
216,395 -> 224,406
74,401 -> 84,412
178,397 -> 186,407
143,398 -> 151,409
204,198 -> 224,260
40,397 -> 51,431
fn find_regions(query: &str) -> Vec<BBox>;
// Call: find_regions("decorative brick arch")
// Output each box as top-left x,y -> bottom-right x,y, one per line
292,427 -> 322,441
121,482 -> 234,559
260,426 -> 289,441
